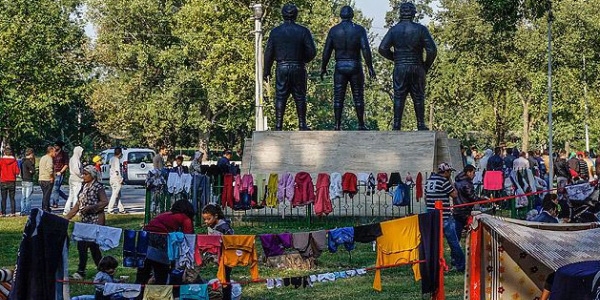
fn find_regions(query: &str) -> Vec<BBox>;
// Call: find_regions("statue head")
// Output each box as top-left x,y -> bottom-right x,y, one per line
399,2 -> 417,21
282,3 -> 298,21
340,6 -> 354,20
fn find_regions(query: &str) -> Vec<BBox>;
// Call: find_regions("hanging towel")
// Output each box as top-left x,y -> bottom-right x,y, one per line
179,284 -> 209,300
96,226 -> 123,251
483,170 -> 503,191
329,172 -> 343,200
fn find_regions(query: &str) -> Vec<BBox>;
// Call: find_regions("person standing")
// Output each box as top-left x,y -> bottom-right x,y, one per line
453,165 -> 487,241
378,2 -> 437,131
264,3 -> 317,131
65,165 -> 109,280
320,5 -> 375,131
153,146 -> 167,171
107,147 -> 126,214
425,163 -> 462,272
39,146 -> 55,212
20,148 -> 35,216
217,150 -> 233,175
51,141 -> 69,208
0,147 -> 20,217
64,146 -> 84,215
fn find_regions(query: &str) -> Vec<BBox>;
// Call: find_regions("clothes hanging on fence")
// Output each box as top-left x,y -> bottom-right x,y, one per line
102,283 -> 142,298
329,172 -> 343,200
342,173 -> 358,198
387,172 -> 402,191
142,285 -> 173,300
10,209 -> 70,300
293,172 -> 315,207
259,233 -> 294,258
167,232 -> 184,261
483,170 -> 503,191
254,174 -> 267,207
217,235 -> 259,284
357,173 -> 370,185
177,234 -> 196,269
314,173 -> 333,216
366,173 -> 376,195
123,230 -> 149,268
221,174 -> 234,209
241,174 -> 254,206
233,175 -> 242,203
392,182 -> 410,207
72,222 -> 122,251
265,253 -> 315,270
192,174 -> 211,211
195,235 -> 222,266
292,230 -> 328,259
415,172 -> 423,201
167,173 -> 192,195
353,223 -> 382,243
328,227 -> 355,253
179,284 -> 209,300
277,172 -> 294,204
377,173 -> 388,191
266,173 -> 279,207
373,215 -> 421,291
146,169 -> 166,193
418,210 -> 440,295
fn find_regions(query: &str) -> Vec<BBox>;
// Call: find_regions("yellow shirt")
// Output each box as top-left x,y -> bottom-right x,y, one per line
217,235 -> 259,283
266,173 -> 279,207
373,215 -> 421,291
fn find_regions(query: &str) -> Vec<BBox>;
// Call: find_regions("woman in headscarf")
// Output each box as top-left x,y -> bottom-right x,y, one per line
65,165 -> 109,280
478,149 -> 493,171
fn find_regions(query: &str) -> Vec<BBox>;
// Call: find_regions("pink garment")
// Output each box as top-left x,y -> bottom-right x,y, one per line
292,172 -> 315,207
483,171 -> 503,191
241,174 -> 254,195
277,172 -> 295,203
233,175 -> 242,202
314,173 -> 332,216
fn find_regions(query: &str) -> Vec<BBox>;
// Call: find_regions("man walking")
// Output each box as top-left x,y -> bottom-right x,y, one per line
425,163 -> 463,272
64,146 -> 84,215
51,141 -> 69,208
0,147 -> 20,217
39,146 -> 55,212
320,5 -> 375,130
107,147 -> 126,214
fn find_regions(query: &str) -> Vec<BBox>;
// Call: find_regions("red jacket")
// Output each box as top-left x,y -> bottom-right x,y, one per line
292,172 -> 315,207
342,172 -> 358,198
144,212 -> 194,234
0,156 -> 20,183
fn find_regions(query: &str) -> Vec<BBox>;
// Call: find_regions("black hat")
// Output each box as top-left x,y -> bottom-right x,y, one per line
54,140 -> 65,147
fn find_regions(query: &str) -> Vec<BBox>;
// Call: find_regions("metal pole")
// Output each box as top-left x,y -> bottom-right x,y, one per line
583,54 -> 590,152
252,4 -> 264,131
547,0 -> 554,187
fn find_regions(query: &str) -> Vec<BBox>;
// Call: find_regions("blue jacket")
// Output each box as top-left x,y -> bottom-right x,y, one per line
533,211 -> 558,223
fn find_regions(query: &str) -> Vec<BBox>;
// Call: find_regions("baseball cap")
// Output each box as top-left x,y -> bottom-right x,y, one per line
92,155 -> 102,163
438,162 -> 456,172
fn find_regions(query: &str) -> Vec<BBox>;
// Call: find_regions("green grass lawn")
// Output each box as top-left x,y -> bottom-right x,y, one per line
0,215 -> 465,299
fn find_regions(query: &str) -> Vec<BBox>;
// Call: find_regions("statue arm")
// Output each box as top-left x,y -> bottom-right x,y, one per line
304,29 -> 317,63
321,32 -> 333,74
378,30 -> 394,61
423,28 -> 437,72
264,36 -> 275,80
360,27 -> 376,78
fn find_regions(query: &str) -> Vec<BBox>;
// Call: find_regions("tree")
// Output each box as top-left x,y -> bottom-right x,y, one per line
0,0 -> 91,151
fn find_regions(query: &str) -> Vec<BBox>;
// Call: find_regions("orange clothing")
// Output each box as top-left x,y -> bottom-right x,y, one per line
217,235 -> 259,283
373,215 -> 421,291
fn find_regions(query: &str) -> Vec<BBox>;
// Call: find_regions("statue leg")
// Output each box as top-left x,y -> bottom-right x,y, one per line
349,66 -> 366,130
292,66 -> 310,131
392,66 -> 409,131
274,66 -> 291,131
333,67 -> 348,131
411,66 -> 429,131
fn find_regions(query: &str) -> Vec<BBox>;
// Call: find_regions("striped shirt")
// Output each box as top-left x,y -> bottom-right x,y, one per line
425,173 -> 454,219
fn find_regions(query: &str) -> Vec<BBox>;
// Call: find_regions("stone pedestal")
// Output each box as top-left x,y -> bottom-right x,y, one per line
241,131 -> 463,175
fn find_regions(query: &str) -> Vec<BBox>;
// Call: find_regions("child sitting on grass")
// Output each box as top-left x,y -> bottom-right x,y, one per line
94,256 -> 121,300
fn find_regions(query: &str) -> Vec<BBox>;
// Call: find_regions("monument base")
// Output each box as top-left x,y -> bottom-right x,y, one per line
241,131 -> 463,175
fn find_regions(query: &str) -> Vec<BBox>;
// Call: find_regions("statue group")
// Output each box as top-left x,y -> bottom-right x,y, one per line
264,3 -> 437,131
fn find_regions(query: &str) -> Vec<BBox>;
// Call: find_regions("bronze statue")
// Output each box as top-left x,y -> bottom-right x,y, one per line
264,3 -> 317,131
321,6 -> 375,131
378,2 -> 437,131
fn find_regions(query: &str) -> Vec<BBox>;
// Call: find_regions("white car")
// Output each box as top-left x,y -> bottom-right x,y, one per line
99,148 -> 155,185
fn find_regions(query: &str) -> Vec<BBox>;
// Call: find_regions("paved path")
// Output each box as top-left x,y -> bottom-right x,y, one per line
2,183 -> 147,216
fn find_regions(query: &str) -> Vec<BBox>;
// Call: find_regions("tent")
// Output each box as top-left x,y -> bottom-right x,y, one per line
464,213 -> 600,299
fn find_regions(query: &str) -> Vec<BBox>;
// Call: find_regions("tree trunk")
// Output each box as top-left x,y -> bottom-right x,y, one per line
522,99 -> 529,152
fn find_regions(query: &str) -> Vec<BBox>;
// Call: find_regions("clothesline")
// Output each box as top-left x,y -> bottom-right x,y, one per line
55,260 -> 425,287
450,187 -> 558,209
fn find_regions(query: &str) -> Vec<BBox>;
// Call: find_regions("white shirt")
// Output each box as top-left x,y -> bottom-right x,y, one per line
109,156 -> 122,181
513,157 -> 530,170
